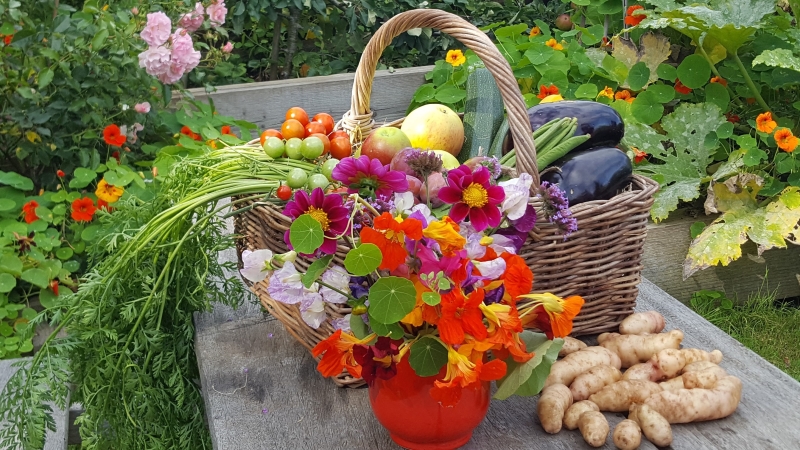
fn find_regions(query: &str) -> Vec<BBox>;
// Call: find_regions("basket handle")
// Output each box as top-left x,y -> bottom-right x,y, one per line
342,9 -> 541,188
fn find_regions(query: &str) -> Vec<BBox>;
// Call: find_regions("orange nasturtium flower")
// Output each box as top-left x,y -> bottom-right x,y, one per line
529,26 -> 541,37
597,86 -> 615,100
360,212 -> 423,271
95,179 -> 124,203
481,302 -> 534,363
709,76 -> 728,87
537,84 -> 560,99
774,128 -> 799,153
446,49 -> 466,67
430,343 -> 507,406
438,287 -> 489,346
312,329 -> 374,378
71,197 -> 97,222
545,38 -> 564,51
624,5 -> 646,26
633,147 -> 648,164
422,217 -> 466,256
22,200 -> 39,224
615,90 -> 635,103
518,293 -> 585,339
102,124 -> 127,147
221,125 -> 236,136
674,80 -> 692,95
756,112 -> 778,134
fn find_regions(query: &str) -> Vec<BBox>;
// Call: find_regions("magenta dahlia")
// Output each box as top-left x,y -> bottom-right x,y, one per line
283,188 -> 351,254
331,155 -> 408,199
439,165 -> 505,232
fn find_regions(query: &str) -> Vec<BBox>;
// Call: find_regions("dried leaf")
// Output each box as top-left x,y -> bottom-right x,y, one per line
612,33 -> 672,88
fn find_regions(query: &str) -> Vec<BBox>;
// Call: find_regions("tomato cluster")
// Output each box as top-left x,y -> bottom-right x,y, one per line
259,107 -> 353,160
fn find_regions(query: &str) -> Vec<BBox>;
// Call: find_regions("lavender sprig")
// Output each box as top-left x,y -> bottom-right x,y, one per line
540,181 -> 577,240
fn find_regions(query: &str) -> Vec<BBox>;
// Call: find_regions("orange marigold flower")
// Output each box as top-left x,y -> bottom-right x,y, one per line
633,147 -> 648,164
446,49 -> 466,67
439,288 -> 488,346
71,197 -> 96,222
597,86 -> 614,100
674,79 -> 691,95
103,124 -> 127,147
537,84 -> 560,100
756,112 -> 778,134
545,38 -> 563,51
422,217 -> 465,256
360,212 -> 423,271
710,76 -> 728,87
625,5 -> 646,26
774,128 -> 799,152
22,200 -> 39,224
311,329 -> 369,378
519,293 -> 584,339
529,26 -> 541,37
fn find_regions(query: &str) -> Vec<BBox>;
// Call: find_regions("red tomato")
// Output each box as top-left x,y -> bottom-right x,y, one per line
313,113 -> 335,134
260,129 -> 283,145
281,119 -> 306,140
285,107 -> 309,126
309,133 -> 331,155
330,136 -> 353,159
305,121 -> 327,136
328,130 -> 349,141
276,185 -> 292,201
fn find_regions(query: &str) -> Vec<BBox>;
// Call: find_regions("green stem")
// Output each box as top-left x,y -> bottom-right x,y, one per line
316,279 -> 357,303
697,44 -> 742,107
732,51 -> 771,114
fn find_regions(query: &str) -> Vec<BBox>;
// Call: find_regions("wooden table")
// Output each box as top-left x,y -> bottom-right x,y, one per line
195,279 -> 800,449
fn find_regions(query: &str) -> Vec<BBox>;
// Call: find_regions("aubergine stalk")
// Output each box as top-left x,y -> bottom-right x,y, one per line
540,146 -> 632,206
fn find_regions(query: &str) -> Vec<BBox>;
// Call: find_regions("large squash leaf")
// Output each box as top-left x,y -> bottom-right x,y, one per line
753,49 -> 800,73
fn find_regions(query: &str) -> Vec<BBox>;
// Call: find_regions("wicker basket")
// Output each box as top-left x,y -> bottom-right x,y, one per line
234,9 -> 659,387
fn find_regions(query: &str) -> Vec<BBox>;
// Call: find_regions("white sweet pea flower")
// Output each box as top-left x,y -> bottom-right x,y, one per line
300,293 -> 327,329
498,173 -> 533,220
266,263 -> 317,304
464,232 -> 487,259
393,191 -> 415,215
473,257 -> 507,279
240,249 -> 274,283
319,265 -> 350,304
410,203 -> 436,225
331,314 -> 352,332
489,234 -> 517,255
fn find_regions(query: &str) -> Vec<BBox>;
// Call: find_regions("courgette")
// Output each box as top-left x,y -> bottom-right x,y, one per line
460,68 -> 505,162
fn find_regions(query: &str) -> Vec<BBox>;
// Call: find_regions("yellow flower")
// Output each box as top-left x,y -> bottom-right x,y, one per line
423,217 -> 466,256
545,38 -> 564,51
95,179 -> 124,203
529,26 -> 541,37
518,293 -> 585,338
540,94 -> 564,103
446,49 -> 466,67
597,86 -> 615,100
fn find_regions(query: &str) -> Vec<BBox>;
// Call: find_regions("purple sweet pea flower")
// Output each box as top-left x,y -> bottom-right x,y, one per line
331,155 -> 408,199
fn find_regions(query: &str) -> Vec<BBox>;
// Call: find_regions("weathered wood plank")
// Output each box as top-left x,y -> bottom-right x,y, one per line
642,209 -> 800,302
195,278 -> 800,450
183,66 -> 432,132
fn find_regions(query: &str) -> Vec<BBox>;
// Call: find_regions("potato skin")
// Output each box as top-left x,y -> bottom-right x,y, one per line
578,411 -> 609,448
631,404 -> 673,447
564,400 -> 599,430
600,330 -> 684,368
558,336 -> 588,357
644,375 -> 743,423
571,364 -> 623,401
545,346 -> 621,388
537,384 -> 573,434
612,419 -> 641,450
589,379 -> 663,412
619,311 -> 665,335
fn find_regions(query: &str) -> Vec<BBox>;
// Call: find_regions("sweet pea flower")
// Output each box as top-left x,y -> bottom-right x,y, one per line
140,12 -> 172,47
239,249 -> 275,283
473,257 -> 507,280
392,191 -> 415,215
267,263 -> 317,305
206,0 -> 228,27
319,266 -> 351,304
300,293 -> 327,329
134,102 -> 151,113
222,41 -> 233,53
331,314 -> 352,332
179,2 -> 205,33
498,173 -> 533,220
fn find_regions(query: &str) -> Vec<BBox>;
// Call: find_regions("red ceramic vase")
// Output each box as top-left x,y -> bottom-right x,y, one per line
368,356 -> 491,449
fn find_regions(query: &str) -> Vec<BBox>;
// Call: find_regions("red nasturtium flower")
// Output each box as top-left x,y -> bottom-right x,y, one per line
97,199 -> 114,212
710,76 -> 728,87
1,33 -> 12,45
633,147 -> 648,164
537,84 -> 560,99
674,79 -> 692,95
360,212 -> 423,271
311,329 -> 365,378
625,5 -> 646,26
50,280 -> 59,296
499,253 -> 533,303
103,124 -> 127,147
221,125 -> 236,136
22,200 -> 39,224
71,197 -> 97,222
180,125 -> 202,141
725,112 -> 740,124
56,170 -> 65,178
438,287 -> 489,345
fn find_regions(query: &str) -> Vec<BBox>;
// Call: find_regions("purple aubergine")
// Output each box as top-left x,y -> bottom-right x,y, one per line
540,146 -> 632,205
527,101 -> 624,152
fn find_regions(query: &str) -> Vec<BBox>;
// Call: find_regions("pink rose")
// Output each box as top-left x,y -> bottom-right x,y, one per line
140,12 -> 172,47
138,46 -> 172,79
206,0 -> 227,27
170,29 -> 201,72
134,102 -> 151,113
178,2 -> 205,33
131,7 -> 139,15
222,41 -> 233,53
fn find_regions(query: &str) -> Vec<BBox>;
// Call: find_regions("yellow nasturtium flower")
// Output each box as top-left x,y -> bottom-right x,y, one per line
95,179 -> 124,203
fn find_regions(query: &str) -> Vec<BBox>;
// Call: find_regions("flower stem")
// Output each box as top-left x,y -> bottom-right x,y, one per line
316,279 -> 358,302
732,51 -> 771,114
697,44 -> 742,107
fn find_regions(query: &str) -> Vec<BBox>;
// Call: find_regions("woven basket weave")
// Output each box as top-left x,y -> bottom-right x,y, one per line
234,9 -> 658,387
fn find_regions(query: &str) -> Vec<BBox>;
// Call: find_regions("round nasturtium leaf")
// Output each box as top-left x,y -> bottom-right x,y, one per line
574,83 -> 599,99
630,91 -> 665,125
0,199 -> 15,211
289,214 -> 324,255
627,62 -> 651,91
344,243 -> 382,276
646,84 -> 675,104
705,82 -> 730,112
409,337 -> 448,377
0,273 -> 15,294
367,276 -> 417,324
657,63 -> 678,82
55,247 -> 74,261
676,54 -> 711,89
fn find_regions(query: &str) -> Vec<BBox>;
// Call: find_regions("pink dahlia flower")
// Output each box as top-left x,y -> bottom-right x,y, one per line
283,188 -> 351,255
140,12 -> 172,47
331,155 -> 408,199
439,165 -> 505,232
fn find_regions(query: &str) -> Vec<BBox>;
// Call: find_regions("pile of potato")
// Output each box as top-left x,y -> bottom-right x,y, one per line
536,311 -> 743,449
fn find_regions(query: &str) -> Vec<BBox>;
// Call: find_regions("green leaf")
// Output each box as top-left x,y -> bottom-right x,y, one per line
38,68 -> 55,90
657,63 -> 678,82
369,316 -> 404,339
513,337 -> 563,397
350,313 -> 369,339
775,153 -> 795,174
289,214 -> 324,254
38,287 -> 59,309
494,331 -> 557,399
0,171 -> 34,191
408,336 -> 448,377
435,87 -> 467,104
716,122 -> 734,139
412,84 -> 436,103
627,62 -> 651,91
81,225 -> 101,241
367,276 -> 417,324
752,49 -> 800,73
0,198 -> 15,211
624,121 -> 666,159
22,307 -> 38,321
743,147 -> 767,167
524,43 -> 555,66
677,54 -> 711,89
343,243 -> 382,276
630,91 -> 664,125
18,340 -> 33,353
690,221 -> 706,239
495,23 -> 527,37
91,28 -> 109,50
301,254 -> 334,288
34,206 -> 53,223
421,292 -> 441,306
704,82 -> 730,111
0,273 -> 15,293
646,84 -> 675,103
21,268 -> 50,289
574,83 -> 599,99
612,34 -> 671,87
0,255 -> 23,277
0,22 -> 14,35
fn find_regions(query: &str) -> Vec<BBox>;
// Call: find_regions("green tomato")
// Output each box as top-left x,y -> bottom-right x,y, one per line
262,137 -> 285,158
300,136 -> 325,160
321,158 -> 339,181
286,168 -> 308,189
306,173 -> 330,191
285,138 -> 303,160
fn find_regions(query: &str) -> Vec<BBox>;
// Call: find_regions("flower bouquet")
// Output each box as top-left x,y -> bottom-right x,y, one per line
243,153 -> 584,448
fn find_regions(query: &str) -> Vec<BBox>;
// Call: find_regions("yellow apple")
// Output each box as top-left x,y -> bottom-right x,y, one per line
430,150 -> 460,169
401,104 -> 465,156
